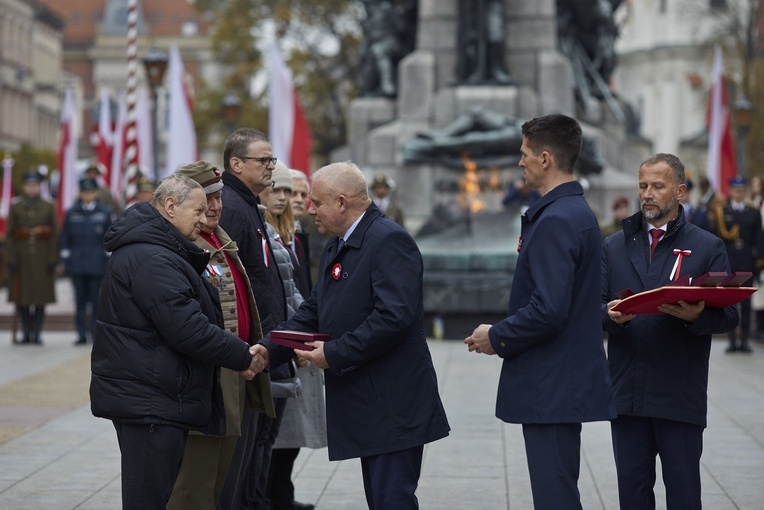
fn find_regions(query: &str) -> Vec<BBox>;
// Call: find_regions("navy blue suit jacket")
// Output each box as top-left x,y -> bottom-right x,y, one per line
489,181 -> 616,424
264,203 -> 450,460
602,208 -> 738,427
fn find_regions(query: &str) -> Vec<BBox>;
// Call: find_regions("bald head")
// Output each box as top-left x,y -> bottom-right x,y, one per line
309,161 -> 372,236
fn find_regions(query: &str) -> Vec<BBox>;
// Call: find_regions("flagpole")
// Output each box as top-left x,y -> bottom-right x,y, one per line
123,0 -> 140,205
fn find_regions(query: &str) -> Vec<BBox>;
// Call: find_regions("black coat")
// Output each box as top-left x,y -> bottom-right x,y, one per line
90,203 -> 253,434
602,208 -> 738,427
219,173 -> 287,335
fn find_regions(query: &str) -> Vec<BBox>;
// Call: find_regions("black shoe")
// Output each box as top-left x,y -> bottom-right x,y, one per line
32,338 -> 43,345
725,344 -> 738,353
74,338 -> 87,346
292,502 -> 315,510
739,345 -> 753,354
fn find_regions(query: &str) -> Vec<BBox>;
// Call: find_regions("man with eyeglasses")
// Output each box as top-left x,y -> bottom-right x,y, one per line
216,128 -> 291,510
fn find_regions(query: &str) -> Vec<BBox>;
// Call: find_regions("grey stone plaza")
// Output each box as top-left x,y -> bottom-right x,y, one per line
0,282 -> 762,509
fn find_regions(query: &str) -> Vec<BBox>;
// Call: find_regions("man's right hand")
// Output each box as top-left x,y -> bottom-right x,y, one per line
607,299 -> 636,325
240,344 -> 270,380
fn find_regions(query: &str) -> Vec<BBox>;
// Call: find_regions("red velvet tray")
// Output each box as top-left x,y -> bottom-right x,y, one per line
612,286 -> 757,315
270,330 -> 330,351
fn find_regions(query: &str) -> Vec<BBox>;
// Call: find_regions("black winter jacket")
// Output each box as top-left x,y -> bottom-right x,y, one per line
90,202 -> 253,434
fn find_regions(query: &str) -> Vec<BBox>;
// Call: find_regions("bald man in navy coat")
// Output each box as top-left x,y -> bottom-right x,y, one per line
262,161 -> 450,509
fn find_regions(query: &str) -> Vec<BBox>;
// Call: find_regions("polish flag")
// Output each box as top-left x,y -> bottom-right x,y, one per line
164,45 -> 197,178
57,87 -> 79,223
137,86 -> 154,181
96,87 -> 114,187
0,155 -> 14,236
110,92 -> 127,203
707,45 -> 737,197
268,43 -> 312,175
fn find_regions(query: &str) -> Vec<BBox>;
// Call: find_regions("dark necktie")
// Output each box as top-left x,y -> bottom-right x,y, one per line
649,228 -> 664,258
337,237 -> 345,252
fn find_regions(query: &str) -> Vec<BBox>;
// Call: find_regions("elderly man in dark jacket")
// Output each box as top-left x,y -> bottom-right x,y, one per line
90,173 -> 267,510
603,153 -> 738,510
264,161 -> 450,509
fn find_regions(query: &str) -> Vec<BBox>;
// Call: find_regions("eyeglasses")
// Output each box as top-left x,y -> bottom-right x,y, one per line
238,156 -> 277,166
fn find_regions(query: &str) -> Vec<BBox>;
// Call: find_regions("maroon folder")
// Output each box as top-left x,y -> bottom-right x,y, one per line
270,330 -> 330,351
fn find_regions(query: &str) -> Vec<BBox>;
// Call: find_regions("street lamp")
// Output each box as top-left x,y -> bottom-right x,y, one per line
222,92 -> 242,135
732,95 -> 753,178
142,47 -> 168,181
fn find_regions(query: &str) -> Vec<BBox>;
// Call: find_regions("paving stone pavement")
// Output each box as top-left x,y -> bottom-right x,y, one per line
0,322 -> 763,509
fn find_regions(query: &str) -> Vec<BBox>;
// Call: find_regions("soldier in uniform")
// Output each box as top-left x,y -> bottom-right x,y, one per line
84,161 -> 122,217
712,176 -> 764,353
59,178 -> 113,345
6,170 -> 59,344
370,174 -> 405,229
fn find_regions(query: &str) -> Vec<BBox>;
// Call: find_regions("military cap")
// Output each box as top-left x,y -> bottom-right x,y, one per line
176,161 -> 224,194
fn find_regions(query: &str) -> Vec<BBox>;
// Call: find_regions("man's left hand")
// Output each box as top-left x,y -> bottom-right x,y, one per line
658,300 -> 704,322
464,324 -> 497,355
298,342 -> 328,369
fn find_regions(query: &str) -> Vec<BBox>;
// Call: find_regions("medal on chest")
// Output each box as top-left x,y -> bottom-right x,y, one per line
204,264 -> 224,288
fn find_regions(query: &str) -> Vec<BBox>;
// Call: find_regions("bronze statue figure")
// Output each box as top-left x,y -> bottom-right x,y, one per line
359,0 -> 419,97
456,0 -> 513,85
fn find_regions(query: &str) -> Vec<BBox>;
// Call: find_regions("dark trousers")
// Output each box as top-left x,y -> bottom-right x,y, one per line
216,411 -> 260,510
522,423 -> 583,510
360,444 -> 424,510
17,305 -> 45,343
611,415 -> 704,510
267,447 -> 300,508
242,398 -> 287,509
72,275 -> 101,341
729,297 -> 752,347
113,421 -> 187,510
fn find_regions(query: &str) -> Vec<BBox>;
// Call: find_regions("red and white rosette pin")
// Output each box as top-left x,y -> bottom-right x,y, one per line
332,263 -> 342,281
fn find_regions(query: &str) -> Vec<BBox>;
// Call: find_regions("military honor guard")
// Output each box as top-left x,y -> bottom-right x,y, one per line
712,175 -> 764,353
6,170 -> 59,344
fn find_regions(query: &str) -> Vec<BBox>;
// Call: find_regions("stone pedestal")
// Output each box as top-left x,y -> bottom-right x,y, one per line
333,0 -> 639,314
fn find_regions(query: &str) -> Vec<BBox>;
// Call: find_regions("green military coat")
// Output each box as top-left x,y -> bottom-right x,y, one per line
6,197 -> 59,305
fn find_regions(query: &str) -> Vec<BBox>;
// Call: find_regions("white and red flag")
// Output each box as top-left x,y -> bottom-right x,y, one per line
96,87 -> 114,187
268,43 -> 312,175
110,92 -> 127,204
57,87 -> 79,223
0,155 -> 14,236
137,86 -> 154,181
164,45 -> 197,178
707,45 -> 737,197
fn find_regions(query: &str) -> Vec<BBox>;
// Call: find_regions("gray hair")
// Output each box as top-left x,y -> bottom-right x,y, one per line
289,169 -> 310,192
152,173 -> 203,206
640,153 -> 685,186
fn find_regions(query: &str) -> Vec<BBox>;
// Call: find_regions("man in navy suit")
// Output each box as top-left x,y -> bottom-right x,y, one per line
603,153 -> 738,509
465,114 -> 616,510
262,161 -> 450,509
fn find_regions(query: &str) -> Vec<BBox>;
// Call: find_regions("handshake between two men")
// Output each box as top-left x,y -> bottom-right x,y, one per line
239,344 -> 270,380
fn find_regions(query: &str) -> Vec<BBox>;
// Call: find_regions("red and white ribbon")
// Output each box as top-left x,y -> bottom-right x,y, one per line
258,229 -> 269,267
669,249 -> 692,281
